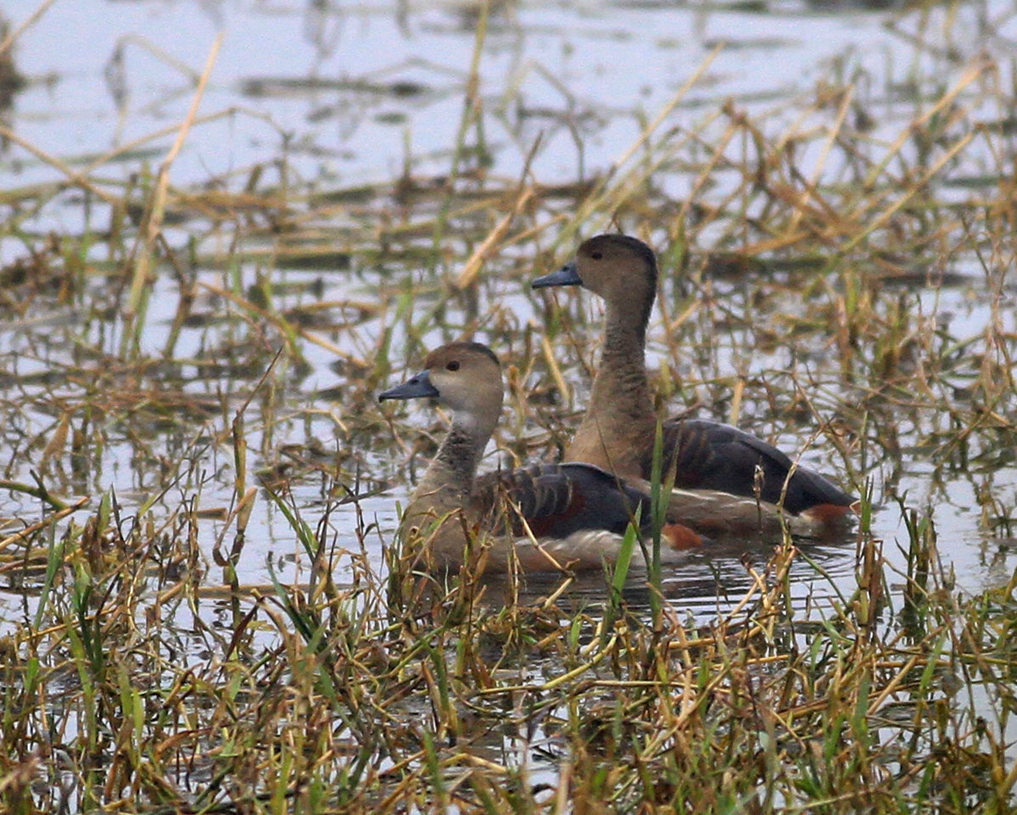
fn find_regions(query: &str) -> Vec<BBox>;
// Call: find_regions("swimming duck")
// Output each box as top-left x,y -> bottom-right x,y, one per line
379,341 -> 702,573
532,234 -> 856,537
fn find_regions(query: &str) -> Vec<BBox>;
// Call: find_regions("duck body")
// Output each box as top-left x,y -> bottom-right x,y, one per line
380,342 -> 701,574
532,234 -> 856,538
665,419 -> 855,514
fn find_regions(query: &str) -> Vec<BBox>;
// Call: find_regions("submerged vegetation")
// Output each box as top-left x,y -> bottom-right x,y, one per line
1,0 -> 1017,811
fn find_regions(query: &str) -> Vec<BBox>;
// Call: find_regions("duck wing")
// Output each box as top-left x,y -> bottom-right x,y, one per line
664,418 -> 855,514
473,463 -> 651,539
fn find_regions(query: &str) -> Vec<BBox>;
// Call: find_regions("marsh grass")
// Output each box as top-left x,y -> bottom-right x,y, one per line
2,2 -> 1017,811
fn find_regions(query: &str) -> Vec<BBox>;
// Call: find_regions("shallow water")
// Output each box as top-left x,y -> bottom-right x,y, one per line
2,0 -> 1017,625
4,4 -> 1017,805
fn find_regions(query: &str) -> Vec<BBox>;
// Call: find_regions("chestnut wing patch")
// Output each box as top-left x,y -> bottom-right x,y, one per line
474,463 -> 650,539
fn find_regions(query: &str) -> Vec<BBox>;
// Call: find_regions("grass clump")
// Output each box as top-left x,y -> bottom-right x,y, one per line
2,489 -> 1015,811
2,1 -> 1017,811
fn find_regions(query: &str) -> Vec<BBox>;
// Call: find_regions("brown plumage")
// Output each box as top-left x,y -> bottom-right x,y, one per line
379,341 -> 702,574
533,234 -> 857,539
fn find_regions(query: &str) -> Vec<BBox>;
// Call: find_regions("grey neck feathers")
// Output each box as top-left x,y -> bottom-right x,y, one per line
417,419 -> 490,499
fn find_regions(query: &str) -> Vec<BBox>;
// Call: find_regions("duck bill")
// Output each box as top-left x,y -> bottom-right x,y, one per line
531,260 -> 582,289
378,370 -> 439,402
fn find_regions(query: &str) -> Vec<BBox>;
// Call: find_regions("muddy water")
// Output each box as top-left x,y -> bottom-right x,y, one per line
2,0 -> 1016,630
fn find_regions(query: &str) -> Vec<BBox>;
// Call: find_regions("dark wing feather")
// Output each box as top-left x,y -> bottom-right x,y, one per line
473,463 -> 650,539
664,419 -> 855,514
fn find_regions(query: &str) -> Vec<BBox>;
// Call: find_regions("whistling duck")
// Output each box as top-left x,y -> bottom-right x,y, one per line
379,341 -> 702,573
532,234 -> 856,538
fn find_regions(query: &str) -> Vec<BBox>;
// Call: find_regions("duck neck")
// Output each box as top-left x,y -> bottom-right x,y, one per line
595,304 -> 653,409
401,407 -> 499,572
416,413 -> 493,504
566,302 -> 657,478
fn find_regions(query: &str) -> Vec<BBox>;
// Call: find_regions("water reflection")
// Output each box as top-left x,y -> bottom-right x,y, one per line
470,535 -> 859,624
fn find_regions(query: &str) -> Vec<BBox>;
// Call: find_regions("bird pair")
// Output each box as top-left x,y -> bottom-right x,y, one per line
379,234 -> 856,574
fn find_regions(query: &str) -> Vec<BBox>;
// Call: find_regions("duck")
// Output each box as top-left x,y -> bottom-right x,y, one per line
531,233 -> 857,539
379,341 -> 703,573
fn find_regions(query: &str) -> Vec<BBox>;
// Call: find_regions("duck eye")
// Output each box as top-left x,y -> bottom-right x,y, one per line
591,251 -> 603,260
446,360 -> 460,371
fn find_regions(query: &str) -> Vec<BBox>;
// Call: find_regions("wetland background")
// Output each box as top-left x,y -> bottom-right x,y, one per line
2,0 -> 1017,811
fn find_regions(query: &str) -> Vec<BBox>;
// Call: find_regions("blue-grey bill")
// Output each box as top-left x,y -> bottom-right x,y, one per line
531,260 -> 582,289
378,370 -> 439,401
